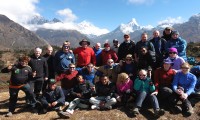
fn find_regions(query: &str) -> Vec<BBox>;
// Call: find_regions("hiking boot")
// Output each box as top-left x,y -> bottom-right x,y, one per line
154,109 -> 165,117
132,107 -> 140,115
5,112 -> 12,117
170,106 -> 182,114
91,105 -> 100,110
183,106 -> 194,116
57,111 -> 70,118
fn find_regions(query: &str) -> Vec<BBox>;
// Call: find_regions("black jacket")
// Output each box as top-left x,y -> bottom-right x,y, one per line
1,64 -> 32,86
29,55 -> 48,78
43,54 -> 55,79
95,81 -> 116,97
71,81 -> 94,99
118,40 -> 135,60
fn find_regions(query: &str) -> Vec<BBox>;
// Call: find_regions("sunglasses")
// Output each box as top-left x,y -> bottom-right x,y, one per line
169,52 -> 176,54
181,67 -> 189,69
63,46 -> 70,49
139,74 -> 147,77
126,59 -> 132,61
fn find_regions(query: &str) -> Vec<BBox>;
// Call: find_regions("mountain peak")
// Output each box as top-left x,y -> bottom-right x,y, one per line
119,18 -> 140,34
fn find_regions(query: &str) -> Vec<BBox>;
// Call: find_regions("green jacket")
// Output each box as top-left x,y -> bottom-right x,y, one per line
134,77 -> 155,93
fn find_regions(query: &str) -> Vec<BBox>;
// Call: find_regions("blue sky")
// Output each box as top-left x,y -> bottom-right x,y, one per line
0,0 -> 200,35
36,0 -> 200,30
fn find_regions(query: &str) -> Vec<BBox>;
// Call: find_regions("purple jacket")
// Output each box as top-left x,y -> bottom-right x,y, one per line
166,56 -> 185,70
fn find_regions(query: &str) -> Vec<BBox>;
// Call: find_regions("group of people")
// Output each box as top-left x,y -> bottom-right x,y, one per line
2,27 -> 200,118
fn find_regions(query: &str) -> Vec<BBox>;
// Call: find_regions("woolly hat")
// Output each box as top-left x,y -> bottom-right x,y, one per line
171,31 -> 179,35
104,43 -> 110,47
169,47 -> 178,53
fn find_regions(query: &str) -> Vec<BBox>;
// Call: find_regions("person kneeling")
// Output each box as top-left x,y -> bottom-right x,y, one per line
89,75 -> 117,110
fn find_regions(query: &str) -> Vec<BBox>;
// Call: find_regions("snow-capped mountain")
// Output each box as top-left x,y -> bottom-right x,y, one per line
27,15 -> 61,25
93,18 -> 152,43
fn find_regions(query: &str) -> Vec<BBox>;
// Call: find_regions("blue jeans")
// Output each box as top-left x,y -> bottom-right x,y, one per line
8,84 -> 36,112
135,91 -> 160,110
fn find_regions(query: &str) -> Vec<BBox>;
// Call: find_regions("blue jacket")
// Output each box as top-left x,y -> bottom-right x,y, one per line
172,72 -> 197,95
76,67 -> 97,84
54,50 -> 75,73
166,37 -> 187,61
93,48 -> 102,66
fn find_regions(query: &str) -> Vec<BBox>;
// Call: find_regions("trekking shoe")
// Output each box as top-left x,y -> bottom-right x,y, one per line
132,107 -> 140,115
154,109 -> 165,117
170,106 -> 182,114
57,111 -> 71,118
5,112 -> 12,117
106,106 -> 112,110
184,107 -> 194,116
91,105 -> 100,110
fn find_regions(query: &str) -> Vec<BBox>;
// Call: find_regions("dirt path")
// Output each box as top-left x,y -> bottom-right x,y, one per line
0,90 -> 200,120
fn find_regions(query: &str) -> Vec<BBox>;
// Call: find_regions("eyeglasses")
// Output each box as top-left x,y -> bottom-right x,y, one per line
169,52 -> 176,54
69,67 -> 75,69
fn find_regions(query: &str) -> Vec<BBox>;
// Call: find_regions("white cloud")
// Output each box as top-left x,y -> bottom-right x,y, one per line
128,0 -> 154,5
158,17 -> 184,25
0,0 -> 39,24
0,0 -> 109,36
57,8 -> 77,22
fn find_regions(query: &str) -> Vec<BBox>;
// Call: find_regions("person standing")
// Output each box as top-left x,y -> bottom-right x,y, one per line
2,56 -> 37,117
43,46 -> 55,91
101,43 -> 118,65
165,31 -> 187,61
29,47 -> 48,99
74,39 -> 96,67
54,41 -> 75,74
118,34 -> 135,61
93,43 -> 102,66
161,27 -> 173,41
150,30 -> 167,68
111,39 -> 120,54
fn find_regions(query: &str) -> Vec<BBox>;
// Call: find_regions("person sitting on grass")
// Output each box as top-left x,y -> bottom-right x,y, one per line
1,56 -> 37,117
89,75 -> 117,110
169,62 -> 197,116
36,79 -> 65,114
58,75 -> 95,118
116,73 -> 135,108
132,69 -> 165,117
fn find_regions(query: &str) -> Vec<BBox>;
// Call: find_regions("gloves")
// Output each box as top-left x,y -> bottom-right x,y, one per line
126,89 -> 131,93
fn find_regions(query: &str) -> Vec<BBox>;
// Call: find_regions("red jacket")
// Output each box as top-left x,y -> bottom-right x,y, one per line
74,47 -> 96,66
56,70 -> 78,89
154,67 -> 176,92
101,49 -> 118,65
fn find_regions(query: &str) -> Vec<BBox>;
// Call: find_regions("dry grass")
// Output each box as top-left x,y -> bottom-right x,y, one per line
0,89 -> 199,120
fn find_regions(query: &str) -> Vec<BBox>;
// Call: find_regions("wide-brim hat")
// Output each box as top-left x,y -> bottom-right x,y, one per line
79,39 -> 90,46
